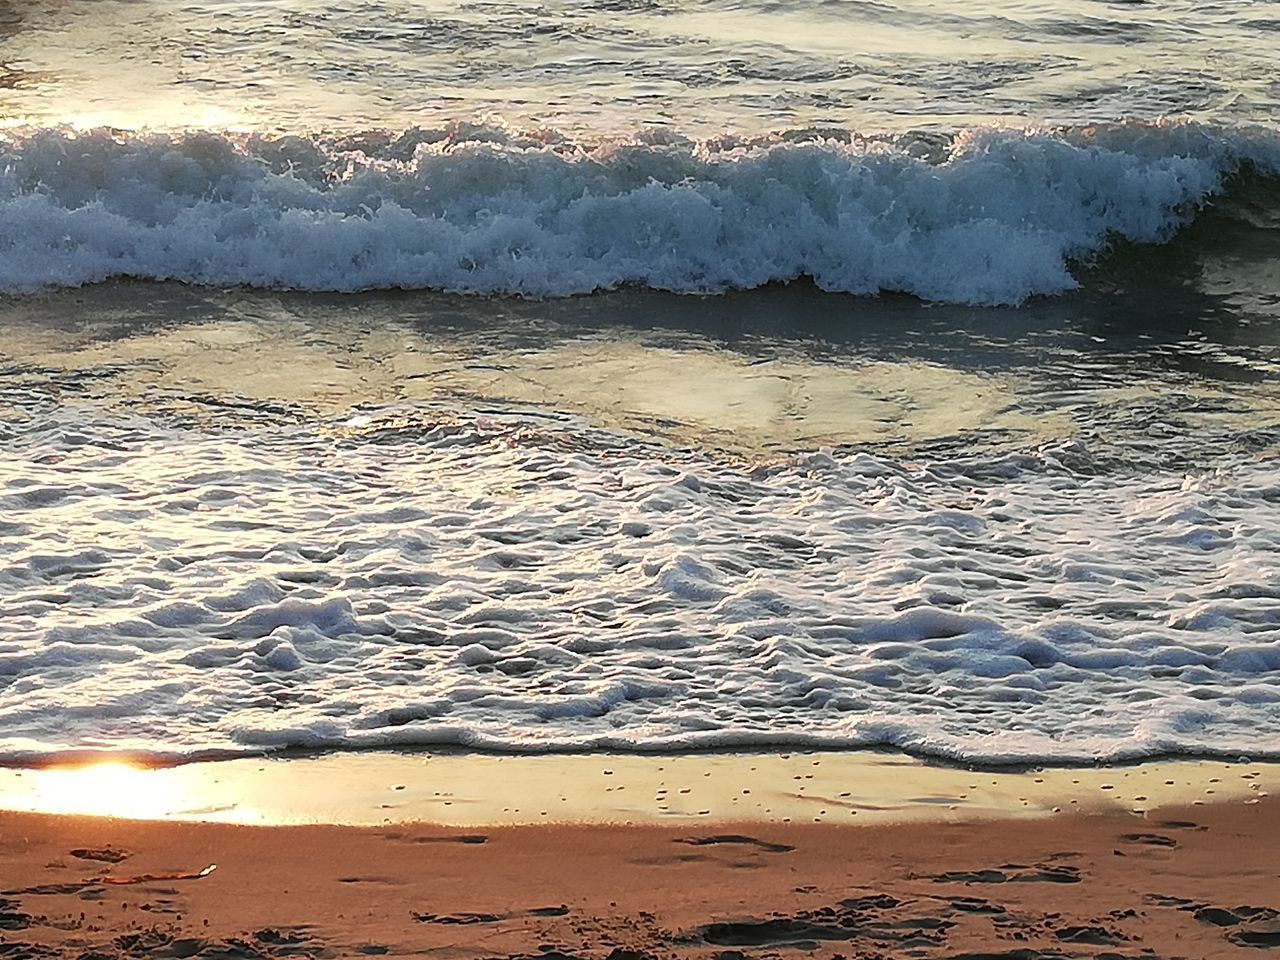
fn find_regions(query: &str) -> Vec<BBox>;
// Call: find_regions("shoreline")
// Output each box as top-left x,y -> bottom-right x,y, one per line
0,750 -> 1274,827
2,795 -> 1276,959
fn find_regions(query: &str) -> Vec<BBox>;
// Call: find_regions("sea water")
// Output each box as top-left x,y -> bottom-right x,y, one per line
0,0 -> 1277,766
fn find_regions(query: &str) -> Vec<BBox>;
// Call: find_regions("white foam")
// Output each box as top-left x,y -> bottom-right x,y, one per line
1,404 -> 1279,765
0,121 -> 1276,304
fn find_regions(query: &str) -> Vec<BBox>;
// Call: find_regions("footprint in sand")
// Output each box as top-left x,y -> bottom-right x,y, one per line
414,905 -> 570,925
929,864 -> 1081,884
69,848 -> 130,864
1194,905 -> 1280,948
675,835 -> 795,854
1118,833 -> 1176,847
1146,896 -> 1280,949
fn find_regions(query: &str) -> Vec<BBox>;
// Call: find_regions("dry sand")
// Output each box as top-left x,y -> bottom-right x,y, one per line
2,797 -> 1278,960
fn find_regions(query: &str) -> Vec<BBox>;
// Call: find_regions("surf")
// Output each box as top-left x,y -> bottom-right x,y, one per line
1,120 -> 1277,306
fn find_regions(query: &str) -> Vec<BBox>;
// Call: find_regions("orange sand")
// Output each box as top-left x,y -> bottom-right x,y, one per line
2,797 -> 1277,959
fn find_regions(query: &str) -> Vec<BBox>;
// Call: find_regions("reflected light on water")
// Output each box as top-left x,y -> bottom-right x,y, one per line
54,103 -> 253,132
8,762 -> 260,823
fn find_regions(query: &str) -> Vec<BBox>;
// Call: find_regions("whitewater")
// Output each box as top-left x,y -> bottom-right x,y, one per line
1,0 -> 1279,767
0,122 -> 1278,305
3,396 -> 1280,766
3,293 -> 1279,766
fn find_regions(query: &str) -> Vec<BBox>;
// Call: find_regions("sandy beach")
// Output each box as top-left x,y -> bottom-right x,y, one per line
1,752 -> 1276,827
2,793 -> 1277,960
3,3 -> 1280,958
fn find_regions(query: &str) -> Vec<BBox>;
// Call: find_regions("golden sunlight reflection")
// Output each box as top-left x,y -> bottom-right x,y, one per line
55,103 -> 254,132
8,762 -> 262,823
1,753 -> 1274,828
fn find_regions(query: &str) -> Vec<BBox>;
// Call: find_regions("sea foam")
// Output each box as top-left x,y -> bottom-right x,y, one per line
2,402 -> 1279,766
1,121 -> 1277,304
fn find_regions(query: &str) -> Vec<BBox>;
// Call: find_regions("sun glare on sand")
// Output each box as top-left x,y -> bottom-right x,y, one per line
10,762 -> 259,822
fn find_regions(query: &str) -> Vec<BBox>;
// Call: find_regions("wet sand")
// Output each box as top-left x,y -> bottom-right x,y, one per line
0,751 -> 1275,827
2,796 -> 1277,959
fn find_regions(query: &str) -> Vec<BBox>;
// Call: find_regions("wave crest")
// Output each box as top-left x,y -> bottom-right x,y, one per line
1,120 -> 1277,304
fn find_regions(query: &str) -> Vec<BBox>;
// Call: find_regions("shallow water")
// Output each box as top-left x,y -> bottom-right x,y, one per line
0,1 -> 1278,767
3,0 -> 1278,134
1,284 -> 1278,765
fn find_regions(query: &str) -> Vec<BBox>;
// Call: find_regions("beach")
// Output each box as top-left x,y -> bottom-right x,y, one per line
3,752 -> 1278,958
2,784 -> 1277,959
4,282 -> 1280,956
3,2 -> 1280,957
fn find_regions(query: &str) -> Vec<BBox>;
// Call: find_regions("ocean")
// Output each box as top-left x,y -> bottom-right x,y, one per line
0,0 -> 1277,767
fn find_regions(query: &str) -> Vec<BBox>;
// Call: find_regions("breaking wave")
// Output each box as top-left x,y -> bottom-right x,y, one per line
1,120 -> 1277,305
